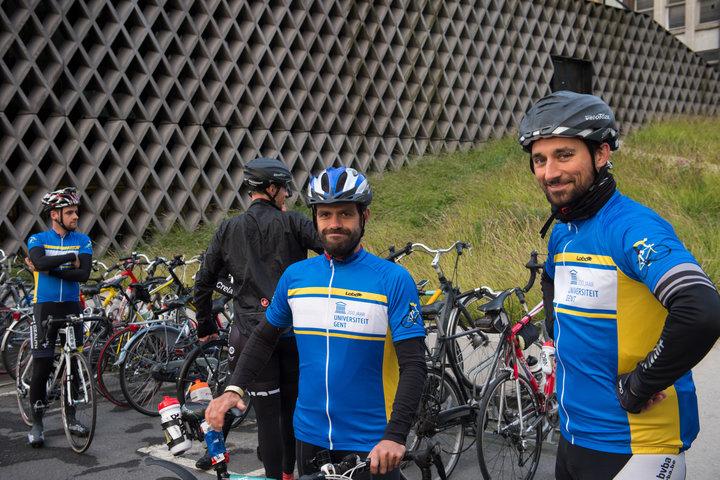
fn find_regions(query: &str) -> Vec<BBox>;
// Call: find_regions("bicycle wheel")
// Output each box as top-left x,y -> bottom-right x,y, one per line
120,327 -> 190,416
448,293 -> 503,393
15,338 -> 33,426
402,369 -> 465,480
61,351 -> 96,453
476,371 -> 542,480
176,338 -> 252,429
1,313 -> 32,380
95,326 -> 135,407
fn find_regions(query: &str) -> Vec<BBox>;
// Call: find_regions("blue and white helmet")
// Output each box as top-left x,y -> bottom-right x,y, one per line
305,167 -> 372,208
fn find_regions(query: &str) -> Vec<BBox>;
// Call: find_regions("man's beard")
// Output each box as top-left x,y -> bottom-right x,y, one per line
321,227 -> 362,258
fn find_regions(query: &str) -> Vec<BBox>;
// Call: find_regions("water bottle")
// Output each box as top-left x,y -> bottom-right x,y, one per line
540,341 -> 555,376
201,419 -> 229,465
158,396 -> 192,455
527,355 -> 544,384
139,305 -> 152,321
189,379 -> 213,403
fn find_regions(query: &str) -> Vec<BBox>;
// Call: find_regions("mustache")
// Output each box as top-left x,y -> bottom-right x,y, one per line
321,227 -> 352,236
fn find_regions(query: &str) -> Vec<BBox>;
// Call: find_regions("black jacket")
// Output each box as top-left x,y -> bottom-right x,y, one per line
194,198 -> 323,336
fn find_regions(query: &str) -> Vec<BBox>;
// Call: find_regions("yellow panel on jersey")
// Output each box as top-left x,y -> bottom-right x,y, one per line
382,329 -> 399,422
617,269 -> 683,454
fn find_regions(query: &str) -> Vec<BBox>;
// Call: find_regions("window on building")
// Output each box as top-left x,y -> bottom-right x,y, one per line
698,49 -> 719,69
551,57 -> 593,94
667,1 -> 685,29
699,0 -> 719,23
636,0 -> 654,11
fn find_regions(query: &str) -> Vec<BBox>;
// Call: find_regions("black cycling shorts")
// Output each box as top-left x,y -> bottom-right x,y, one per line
555,435 -> 686,480
30,302 -> 83,358
228,320 -> 299,395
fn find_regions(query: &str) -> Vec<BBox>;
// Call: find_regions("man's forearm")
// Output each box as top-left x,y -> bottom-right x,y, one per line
383,336 -> 427,444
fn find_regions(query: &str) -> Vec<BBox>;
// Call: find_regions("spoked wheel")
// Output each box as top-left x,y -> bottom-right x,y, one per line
402,369 -> 466,480
95,326 -> 136,407
175,338 -> 252,429
15,338 -> 33,426
447,293 -> 503,394
61,351 -> 96,453
476,371 -> 542,480
120,327 -> 189,416
2,314 -> 32,380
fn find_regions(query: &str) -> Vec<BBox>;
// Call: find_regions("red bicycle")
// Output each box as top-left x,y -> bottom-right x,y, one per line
473,274 -> 558,480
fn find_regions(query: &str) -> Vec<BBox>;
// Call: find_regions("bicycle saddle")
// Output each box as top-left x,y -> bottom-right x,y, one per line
420,301 -> 444,319
476,290 -> 514,314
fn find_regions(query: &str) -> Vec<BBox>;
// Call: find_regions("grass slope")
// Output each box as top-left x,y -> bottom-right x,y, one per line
137,116 -> 720,309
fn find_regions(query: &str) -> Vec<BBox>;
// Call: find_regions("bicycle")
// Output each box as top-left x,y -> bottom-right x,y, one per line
471,266 -> 558,480
386,241 -> 495,479
143,402 -> 448,480
15,313 -> 107,453
0,305 -> 33,379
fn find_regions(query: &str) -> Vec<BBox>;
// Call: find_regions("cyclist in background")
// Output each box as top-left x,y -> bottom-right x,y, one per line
518,90 -> 720,479
205,167 -> 427,480
193,157 -> 323,480
25,187 -> 92,447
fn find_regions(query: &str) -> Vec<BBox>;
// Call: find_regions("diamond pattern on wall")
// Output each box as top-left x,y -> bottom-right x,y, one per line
1,0 -> 718,255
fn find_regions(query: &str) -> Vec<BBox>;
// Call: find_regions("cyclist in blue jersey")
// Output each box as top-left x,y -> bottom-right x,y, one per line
24,187 -> 93,447
518,91 -> 720,479
205,167 -> 427,479
193,158 -> 322,479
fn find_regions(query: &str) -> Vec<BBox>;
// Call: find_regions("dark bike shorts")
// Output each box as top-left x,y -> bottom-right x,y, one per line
228,320 -> 299,396
30,302 -> 82,358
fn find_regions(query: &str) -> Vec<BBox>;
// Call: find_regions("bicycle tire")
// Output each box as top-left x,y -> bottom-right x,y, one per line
402,368 -> 465,480
175,338 -> 252,429
95,325 -> 135,407
476,371 -> 542,480
447,293 -> 503,394
119,326 -> 191,416
61,351 -> 96,453
1,313 -> 32,380
15,338 -> 33,426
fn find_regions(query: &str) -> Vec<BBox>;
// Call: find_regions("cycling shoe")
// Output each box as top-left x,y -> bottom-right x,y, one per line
66,419 -> 90,437
195,451 -> 212,470
28,424 -> 44,447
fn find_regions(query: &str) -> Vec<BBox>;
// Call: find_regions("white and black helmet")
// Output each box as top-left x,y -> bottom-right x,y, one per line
518,91 -> 620,153
41,187 -> 80,212
243,157 -> 293,192
305,167 -> 372,208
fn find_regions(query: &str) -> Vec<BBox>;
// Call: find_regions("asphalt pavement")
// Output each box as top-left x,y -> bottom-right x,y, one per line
1,341 -> 718,479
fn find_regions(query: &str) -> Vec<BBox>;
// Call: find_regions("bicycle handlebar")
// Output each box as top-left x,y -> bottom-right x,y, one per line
521,250 -> 544,293
299,442 -> 447,480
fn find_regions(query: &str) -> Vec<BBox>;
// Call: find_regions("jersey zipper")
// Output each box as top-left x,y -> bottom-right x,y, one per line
59,234 -> 64,301
325,258 -> 335,449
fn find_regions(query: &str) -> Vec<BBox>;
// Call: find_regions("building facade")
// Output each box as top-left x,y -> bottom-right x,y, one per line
1,0 -> 718,255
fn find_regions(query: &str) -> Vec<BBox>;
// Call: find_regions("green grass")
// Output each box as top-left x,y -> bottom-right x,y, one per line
116,116 -> 720,305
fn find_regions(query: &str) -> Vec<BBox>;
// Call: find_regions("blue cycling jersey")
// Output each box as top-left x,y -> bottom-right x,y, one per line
265,247 -> 425,452
27,229 -> 92,303
545,190 -> 701,455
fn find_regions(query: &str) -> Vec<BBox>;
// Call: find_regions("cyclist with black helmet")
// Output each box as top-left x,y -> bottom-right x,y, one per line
193,157 -> 323,479
205,167 -> 427,480
519,91 -> 720,479
24,187 -> 93,447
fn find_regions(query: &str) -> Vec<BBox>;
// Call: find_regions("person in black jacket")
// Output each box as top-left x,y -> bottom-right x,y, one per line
193,158 -> 323,480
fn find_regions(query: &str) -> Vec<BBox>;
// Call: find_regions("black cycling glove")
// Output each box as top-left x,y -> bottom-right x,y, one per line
615,372 -> 647,414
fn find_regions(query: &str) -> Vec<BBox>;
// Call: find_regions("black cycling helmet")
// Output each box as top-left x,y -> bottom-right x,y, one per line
41,187 -> 80,212
305,167 -> 372,208
243,157 -> 293,192
518,91 -> 620,154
